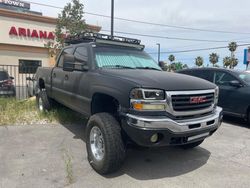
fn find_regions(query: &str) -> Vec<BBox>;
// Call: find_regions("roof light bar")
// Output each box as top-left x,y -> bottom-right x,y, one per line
65,32 -> 144,49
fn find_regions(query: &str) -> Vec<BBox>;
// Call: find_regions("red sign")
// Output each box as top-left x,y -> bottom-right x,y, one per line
9,26 -> 55,40
190,96 -> 207,104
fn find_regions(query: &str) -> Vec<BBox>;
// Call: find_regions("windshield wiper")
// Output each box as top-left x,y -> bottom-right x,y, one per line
102,65 -> 135,69
136,67 -> 161,71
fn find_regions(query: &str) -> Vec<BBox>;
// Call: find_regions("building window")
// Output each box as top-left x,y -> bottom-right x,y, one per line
19,59 -> 42,74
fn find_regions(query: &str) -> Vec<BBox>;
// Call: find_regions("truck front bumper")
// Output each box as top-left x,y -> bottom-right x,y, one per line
122,107 -> 223,147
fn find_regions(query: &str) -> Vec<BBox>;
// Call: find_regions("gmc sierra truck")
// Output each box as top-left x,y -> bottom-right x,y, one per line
35,32 -> 223,174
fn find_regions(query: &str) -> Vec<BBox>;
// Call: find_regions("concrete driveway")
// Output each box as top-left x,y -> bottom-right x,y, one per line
0,117 -> 250,188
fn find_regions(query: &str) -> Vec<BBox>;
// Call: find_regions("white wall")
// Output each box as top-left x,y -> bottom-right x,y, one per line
0,50 -> 49,66
0,16 -> 55,48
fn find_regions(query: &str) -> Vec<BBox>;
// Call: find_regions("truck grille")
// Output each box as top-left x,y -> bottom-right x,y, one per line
171,93 -> 214,112
166,90 -> 216,117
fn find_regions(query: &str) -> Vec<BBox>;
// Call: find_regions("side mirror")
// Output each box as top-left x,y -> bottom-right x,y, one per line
10,76 -> 14,80
229,80 -> 242,87
63,54 -> 75,72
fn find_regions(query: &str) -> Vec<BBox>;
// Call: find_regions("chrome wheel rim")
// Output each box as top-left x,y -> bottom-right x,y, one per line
38,97 -> 43,111
90,126 -> 105,161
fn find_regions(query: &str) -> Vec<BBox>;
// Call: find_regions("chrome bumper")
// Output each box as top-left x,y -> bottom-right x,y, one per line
126,107 -> 223,133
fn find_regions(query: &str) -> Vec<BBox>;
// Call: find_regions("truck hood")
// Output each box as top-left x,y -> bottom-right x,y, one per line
99,69 -> 216,91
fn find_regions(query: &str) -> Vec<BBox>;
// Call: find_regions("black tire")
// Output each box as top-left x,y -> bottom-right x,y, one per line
180,140 -> 204,149
86,113 -> 126,174
36,89 -> 51,112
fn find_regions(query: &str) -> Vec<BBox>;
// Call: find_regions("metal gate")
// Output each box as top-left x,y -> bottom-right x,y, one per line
0,65 -> 37,100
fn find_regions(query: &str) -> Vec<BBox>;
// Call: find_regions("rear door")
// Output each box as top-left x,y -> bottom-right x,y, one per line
51,47 -> 74,105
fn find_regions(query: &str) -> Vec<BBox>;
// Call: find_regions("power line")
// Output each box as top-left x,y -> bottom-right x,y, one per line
102,29 -> 249,43
27,1 -> 250,35
148,43 -> 250,54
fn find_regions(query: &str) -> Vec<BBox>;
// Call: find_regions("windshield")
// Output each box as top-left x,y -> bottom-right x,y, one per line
237,72 -> 250,83
94,47 -> 161,70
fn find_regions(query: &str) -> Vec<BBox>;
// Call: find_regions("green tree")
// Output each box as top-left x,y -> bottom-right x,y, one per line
228,42 -> 238,68
168,54 -> 175,63
209,53 -> 219,67
231,57 -> 239,69
45,0 -> 86,56
195,56 -> 204,67
223,56 -> 231,68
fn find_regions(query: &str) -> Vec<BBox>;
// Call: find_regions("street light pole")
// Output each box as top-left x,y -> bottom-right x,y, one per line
111,0 -> 114,38
156,43 -> 161,63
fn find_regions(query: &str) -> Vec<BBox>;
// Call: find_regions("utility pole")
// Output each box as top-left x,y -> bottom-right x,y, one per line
111,0 -> 114,38
156,43 -> 161,63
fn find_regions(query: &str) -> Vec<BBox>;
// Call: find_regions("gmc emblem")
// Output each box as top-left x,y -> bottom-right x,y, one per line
190,96 -> 207,104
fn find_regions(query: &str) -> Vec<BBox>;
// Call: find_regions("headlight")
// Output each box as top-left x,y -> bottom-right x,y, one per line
130,88 -> 166,111
214,86 -> 219,106
130,88 -> 165,100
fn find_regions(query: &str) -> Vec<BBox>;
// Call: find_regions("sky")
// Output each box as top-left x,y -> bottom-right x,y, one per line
29,0 -> 250,70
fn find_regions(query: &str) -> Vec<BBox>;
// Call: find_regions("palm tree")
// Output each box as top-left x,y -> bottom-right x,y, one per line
228,42 -> 238,68
168,54 -> 175,63
195,56 -> 204,67
231,57 -> 238,69
209,53 -> 219,67
223,56 -> 231,68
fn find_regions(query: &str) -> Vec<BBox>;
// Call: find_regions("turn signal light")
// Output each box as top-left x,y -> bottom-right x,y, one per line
132,102 -> 165,111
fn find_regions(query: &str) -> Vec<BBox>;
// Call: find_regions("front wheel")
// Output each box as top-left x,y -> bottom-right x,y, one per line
86,113 -> 126,174
180,140 -> 204,149
36,89 -> 51,112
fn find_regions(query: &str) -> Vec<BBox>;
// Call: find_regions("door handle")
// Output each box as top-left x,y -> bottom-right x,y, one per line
53,73 -> 56,78
65,74 -> 69,80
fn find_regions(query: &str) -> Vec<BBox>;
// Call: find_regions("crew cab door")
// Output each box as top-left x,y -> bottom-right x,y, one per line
51,47 -> 74,105
64,46 -> 91,115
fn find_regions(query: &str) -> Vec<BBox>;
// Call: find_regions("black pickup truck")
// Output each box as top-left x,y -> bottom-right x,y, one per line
35,33 -> 223,174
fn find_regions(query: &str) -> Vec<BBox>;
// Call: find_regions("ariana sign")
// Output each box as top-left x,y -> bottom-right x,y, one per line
9,26 -> 55,40
0,0 -> 30,9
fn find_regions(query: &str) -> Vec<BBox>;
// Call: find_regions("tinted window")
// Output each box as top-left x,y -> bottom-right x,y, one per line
182,70 -> 213,82
57,48 -> 74,68
0,71 -> 8,80
19,60 -> 41,74
237,72 -> 250,83
74,47 -> 88,62
214,71 -> 237,86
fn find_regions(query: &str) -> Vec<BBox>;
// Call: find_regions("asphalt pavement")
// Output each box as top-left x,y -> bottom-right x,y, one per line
0,117 -> 249,188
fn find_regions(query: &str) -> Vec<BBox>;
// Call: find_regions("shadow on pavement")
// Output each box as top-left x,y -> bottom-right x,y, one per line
223,115 -> 249,128
56,107 -> 211,180
106,145 -> 210,180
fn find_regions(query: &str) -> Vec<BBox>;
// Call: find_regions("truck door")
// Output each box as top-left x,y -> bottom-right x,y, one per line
64,46 -> 91,115
214,71 -> 244,115
51,47 -> 74,106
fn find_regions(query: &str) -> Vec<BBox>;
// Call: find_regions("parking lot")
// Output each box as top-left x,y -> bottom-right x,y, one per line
0,117 -> 249,188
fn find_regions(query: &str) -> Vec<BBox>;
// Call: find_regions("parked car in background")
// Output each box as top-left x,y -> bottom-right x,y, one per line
26,75 -> 36,97
0,68 -> 15,97
178,68 -> 250,124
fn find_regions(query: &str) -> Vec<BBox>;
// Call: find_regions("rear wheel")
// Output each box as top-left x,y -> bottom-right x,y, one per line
180,140 -> 204,149
86,113 -> 126,174
36,89 -> 51,112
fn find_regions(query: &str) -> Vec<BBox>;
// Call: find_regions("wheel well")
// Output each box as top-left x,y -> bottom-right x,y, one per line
91,93 -> 120,115
38,78 -> 45,89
